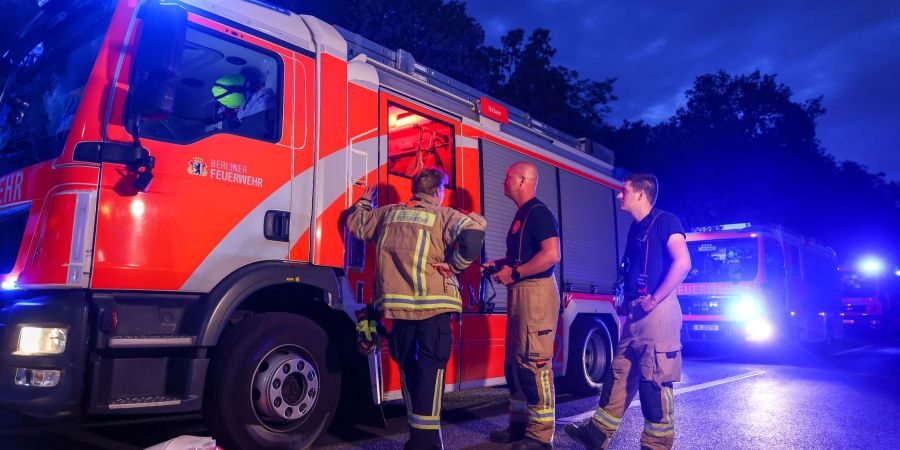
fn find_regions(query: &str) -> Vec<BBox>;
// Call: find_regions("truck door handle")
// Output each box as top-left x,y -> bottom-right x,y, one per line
264,210 -> 290,242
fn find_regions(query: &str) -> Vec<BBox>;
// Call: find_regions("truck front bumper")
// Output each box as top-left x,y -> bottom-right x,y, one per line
0,290 -> 89,419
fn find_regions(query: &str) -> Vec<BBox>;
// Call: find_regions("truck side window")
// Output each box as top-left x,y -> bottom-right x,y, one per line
787,244 -> 802,278
126,26 -> 282,144
386,103 -> 455,187
764,239 -> 785,280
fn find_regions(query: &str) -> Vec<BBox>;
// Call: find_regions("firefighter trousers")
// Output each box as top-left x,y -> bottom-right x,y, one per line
505,276 -> 560,444
590,294 -> 682,450
389,313 -> 453,450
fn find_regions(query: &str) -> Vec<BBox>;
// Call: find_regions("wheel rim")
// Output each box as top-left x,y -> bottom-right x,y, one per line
252,345 -> 320,430
582,328 -> 607,383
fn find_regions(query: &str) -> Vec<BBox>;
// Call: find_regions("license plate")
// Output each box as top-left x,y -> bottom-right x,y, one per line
843,319 -> 855,324
692,324 -> 719,331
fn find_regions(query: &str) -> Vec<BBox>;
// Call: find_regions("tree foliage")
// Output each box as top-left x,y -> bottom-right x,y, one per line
486,28 -> 616,140
604,70 -> 900,262
284,0 -> 493,92
283,0 -> 615,140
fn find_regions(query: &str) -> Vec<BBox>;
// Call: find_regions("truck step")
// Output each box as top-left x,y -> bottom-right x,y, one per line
107,395 -> 182,410
108,335 -> 195,348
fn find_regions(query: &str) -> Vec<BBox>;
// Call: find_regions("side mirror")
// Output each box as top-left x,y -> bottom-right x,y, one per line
128,2 -> 187,121
72,140 -> 156,192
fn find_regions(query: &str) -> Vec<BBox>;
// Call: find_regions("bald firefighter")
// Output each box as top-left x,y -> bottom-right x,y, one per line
486,162 -> 561,450
346,168 -> 486,450
565,173 -> 691,450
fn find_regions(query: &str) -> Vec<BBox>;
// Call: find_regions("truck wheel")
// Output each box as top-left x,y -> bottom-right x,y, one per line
204,313 -> 340,450
564,318 -> 613,396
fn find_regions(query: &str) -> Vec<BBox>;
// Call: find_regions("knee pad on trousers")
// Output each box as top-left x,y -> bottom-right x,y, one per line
504,362 -> 518,396
516,367 -> 540,405
639,380 -> 663,422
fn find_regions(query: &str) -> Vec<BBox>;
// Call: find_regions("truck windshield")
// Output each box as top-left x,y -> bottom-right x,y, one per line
0,1 -> 114,176
840,272 -> 877,298
685,238 -> 759,283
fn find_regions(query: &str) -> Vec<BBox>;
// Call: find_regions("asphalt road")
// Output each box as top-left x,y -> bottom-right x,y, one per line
2,335 -> 899,449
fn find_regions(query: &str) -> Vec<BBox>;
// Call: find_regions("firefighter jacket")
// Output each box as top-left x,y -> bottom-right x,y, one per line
346,194 -> 486,320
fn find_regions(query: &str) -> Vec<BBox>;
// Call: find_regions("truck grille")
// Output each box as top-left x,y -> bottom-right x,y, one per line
679,295 -> 737,316
843,303 -> 867,314
0,203 -> 30,274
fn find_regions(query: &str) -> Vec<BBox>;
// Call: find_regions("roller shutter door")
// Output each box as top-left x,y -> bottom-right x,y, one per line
558,171 -> 619,293
480,139 -> 559,310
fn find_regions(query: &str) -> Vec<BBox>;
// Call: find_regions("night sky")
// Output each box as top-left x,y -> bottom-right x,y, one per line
465,0 -> 900,181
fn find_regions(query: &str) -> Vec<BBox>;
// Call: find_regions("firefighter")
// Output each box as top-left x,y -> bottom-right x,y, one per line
234,67 -> 275,121
486,161 -> 561,450
564,173 -> 691,450
211,73 -> 248,109
210,66 -> 276,138
346,168 -> 486,450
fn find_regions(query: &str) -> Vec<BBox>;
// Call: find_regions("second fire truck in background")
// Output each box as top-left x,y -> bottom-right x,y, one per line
676,223 -> 843,345
839,261 -> 899,335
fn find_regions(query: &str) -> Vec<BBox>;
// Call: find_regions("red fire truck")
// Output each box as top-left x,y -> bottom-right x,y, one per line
839,261 -> 898,334
676,223 -> 843,345
0,1 -> 627,448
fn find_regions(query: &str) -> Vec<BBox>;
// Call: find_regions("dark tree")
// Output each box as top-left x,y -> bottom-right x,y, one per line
488,28 -> 616,140
281,0 -> 616,139
605,70 -> 900,263
282,0 -> 494,92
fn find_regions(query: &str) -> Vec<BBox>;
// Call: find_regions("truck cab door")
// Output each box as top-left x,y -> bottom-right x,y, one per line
94,9 -> 294,292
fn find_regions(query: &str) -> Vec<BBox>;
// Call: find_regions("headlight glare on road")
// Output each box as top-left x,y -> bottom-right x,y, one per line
15,326 -> 68,356
745,318 -> 774,342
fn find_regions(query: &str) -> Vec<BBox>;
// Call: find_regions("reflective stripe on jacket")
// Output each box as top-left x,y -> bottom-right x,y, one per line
346,194 -> 486,320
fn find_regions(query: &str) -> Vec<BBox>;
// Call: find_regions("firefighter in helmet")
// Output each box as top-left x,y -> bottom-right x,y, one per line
211,66 -> 276,138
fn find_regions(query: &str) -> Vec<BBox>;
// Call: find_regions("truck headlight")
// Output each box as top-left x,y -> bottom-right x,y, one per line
14,368 -> 61,387
15,327 -> 68,356
1,276 -> 17,290
729,295 -> 764,320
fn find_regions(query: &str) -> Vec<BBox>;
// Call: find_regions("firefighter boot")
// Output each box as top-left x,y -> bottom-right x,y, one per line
404,441 -> 443,450
564,420 -> 608,449
511,437 -> 553,450
489,421 -> 526,443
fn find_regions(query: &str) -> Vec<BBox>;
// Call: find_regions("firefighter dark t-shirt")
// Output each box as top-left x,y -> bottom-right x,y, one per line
506,197 -> 559,280
623,209 -> 685,299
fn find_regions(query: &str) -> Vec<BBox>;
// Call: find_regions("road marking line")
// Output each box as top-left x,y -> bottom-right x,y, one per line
687,354 -> 736,361
829,345 -> 873,356
556,370 -> 766,424
671,370 -> 766,396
